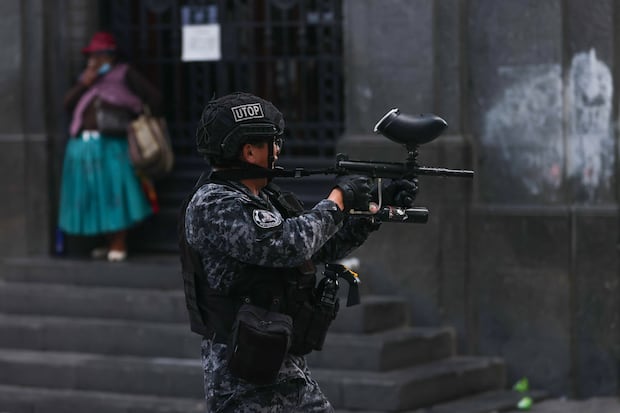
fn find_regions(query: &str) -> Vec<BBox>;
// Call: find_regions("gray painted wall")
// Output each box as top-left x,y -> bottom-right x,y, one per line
341,0 -> 619,397
0,0 -> 49,256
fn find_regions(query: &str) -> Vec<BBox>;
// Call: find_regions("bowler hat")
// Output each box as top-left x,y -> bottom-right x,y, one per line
81,31 -> 117,55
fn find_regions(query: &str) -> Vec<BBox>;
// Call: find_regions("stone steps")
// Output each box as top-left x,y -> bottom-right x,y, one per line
0,256 -> 518,412
408,389 -> 549,413
0,282 -> 409,335
0,313 -> 200,358
0,349 -> 203,398
315,356 -> 506,411
0,256 -> 182,289
335,389 -> 549,413
307,326 -> 455,371
331,295 -> 409,333
0,384 -> 205,413
0,349 -> 505,411
0,386 -> 546,413
0,313 -> 449,369
0,281 -> 189,323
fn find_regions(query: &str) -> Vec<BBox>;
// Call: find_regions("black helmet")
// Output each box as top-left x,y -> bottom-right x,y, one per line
196,92 -> 285,163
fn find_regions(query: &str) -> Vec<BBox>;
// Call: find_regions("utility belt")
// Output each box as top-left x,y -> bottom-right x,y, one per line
212,264 -> 361,385
207,300 -> 334,352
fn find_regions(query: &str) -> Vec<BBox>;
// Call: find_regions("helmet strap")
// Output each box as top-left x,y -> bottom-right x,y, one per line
211,162 -> 281,181
267,138 -> 275,171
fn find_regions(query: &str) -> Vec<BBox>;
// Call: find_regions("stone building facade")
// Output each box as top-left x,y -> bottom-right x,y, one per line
1,0 -> 618,398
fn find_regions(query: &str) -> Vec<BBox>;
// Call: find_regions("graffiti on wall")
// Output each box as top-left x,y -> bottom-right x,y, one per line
482,64 -> 564,198
567,49 -> 614,200
482,49 -> 613,202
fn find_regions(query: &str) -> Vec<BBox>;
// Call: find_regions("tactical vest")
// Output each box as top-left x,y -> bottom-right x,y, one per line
178,172 -> 320,355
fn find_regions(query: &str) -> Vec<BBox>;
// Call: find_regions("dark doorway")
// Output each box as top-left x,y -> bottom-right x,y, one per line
102,0 -> 344,251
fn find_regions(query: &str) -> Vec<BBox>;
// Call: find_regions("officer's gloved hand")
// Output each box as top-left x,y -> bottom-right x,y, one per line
375,179 -> 418,208
335,175 -> 373,212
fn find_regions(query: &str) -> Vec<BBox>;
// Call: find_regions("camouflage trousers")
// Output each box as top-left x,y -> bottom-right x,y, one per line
201,339 -> 334,413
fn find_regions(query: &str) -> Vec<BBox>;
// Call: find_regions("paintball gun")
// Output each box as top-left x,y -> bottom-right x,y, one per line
276,108 -> 474,223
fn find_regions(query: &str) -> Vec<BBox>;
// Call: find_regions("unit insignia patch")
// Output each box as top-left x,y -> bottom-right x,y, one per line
252,209 -> 282,229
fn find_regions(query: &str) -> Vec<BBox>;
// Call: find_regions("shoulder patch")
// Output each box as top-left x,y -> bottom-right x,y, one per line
252,209 -> 283,229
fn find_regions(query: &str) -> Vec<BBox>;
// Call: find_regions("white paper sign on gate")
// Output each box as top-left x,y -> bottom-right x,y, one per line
182,23 -> 221,62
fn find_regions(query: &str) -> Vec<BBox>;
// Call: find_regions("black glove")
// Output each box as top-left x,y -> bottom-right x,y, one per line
374,179 -> 418,208
335,175 -> 372,212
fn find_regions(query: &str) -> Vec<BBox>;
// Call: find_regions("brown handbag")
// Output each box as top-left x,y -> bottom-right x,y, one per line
127,105 -> 174,178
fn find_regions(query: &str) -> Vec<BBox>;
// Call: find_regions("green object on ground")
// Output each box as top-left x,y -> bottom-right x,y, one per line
513,377 -> 530,393
517,396 -> 533,410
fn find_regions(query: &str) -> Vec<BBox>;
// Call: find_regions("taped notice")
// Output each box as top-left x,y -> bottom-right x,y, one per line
182,24 -> 221,62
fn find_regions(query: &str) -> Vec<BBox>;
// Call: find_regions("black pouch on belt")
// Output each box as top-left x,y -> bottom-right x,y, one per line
289,300 -> 339,355
227,303 -> 293,385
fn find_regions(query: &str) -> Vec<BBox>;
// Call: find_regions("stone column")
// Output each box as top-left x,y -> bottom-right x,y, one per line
339,0 -> 473,352
0,0 -> 49,256
0,0 -> 98,258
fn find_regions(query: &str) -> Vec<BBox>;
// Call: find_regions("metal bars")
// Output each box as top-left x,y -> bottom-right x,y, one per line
105,0 -> 343,160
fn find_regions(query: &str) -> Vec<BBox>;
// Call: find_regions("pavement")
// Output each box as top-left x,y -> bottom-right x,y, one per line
507,397 -> 620,413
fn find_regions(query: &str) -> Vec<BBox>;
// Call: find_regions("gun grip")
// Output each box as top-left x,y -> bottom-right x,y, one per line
324,263 -> 362,307
339,268 -> 361,307
346,283 -> 360,307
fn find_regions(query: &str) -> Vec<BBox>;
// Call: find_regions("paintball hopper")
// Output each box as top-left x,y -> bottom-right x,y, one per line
374,109 -> 448,150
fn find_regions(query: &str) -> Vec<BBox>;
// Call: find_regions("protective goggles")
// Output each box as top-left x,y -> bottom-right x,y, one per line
273,136 -> 284,150
220,123 -> 283,158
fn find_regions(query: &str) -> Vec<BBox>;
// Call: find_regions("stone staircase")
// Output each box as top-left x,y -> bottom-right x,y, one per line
0,255 -> 544,413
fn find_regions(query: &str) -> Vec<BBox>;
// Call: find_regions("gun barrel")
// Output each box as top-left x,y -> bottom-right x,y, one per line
335,160 -> 411,178
415,166 -> 474,178
334,160 -> 474,179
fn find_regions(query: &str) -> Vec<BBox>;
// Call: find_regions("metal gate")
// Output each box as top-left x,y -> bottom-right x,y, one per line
103,0 -> 344,251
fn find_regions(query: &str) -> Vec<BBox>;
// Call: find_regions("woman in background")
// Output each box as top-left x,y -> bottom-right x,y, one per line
59,31 -> 163,262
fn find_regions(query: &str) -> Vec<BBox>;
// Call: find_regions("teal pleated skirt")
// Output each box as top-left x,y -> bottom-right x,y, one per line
58,133 -> 153,236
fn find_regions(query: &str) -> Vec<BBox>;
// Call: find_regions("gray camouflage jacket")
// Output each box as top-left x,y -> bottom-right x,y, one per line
185,178 -> 379,382
185,179 -> 378,292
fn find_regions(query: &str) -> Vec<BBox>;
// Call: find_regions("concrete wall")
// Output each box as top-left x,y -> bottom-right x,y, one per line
0,0 -> 49,256
341,0 -> 619,398
0,0 -> 99,257
340,0 -> 473,348
467,0 -> 620,397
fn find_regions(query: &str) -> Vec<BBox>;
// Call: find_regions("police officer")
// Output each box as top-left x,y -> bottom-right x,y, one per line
179,92 -> 415,412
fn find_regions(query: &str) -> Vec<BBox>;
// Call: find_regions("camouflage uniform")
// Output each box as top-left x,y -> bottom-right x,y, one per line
185,179 -> 378,412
